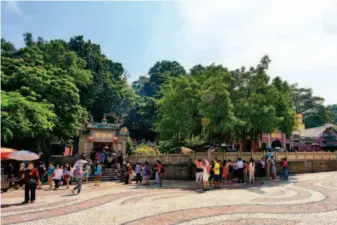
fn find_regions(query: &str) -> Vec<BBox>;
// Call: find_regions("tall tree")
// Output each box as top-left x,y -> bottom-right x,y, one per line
291,84 -> 331,128
156,76 -> 200,145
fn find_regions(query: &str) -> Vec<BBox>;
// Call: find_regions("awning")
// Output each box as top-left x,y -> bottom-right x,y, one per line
1,147 -> 17,160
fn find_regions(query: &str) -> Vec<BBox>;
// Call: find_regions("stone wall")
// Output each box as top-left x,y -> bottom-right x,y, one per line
160,160 -> 337,180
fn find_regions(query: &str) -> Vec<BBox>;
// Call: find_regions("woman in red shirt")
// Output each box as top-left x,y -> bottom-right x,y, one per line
23,163 -> 40,204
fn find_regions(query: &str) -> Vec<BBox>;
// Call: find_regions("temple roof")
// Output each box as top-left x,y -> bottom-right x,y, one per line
87,122 -> 121,130
295,124 -> 336,138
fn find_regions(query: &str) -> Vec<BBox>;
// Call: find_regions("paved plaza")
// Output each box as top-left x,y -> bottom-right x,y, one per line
1,171 -> 337,225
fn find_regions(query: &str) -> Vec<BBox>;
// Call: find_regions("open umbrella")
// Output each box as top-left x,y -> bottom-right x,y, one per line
9,150 -> 39,161
1,147 -> 17,160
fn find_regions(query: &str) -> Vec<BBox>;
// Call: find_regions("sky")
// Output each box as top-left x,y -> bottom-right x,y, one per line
2,0 -> 337,105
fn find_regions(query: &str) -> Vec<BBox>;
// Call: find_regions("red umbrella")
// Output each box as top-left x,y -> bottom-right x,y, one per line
1,147 -> 17,160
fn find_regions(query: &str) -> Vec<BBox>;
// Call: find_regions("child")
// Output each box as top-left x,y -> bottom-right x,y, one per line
280,158 -> 288,180
243,161 -> 249,183
249,158 -> 255,184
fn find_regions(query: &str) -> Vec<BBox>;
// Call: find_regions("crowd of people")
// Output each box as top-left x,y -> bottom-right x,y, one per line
122,160 -> 164,187
193,156 -> 289,191
2,150 -> 289,203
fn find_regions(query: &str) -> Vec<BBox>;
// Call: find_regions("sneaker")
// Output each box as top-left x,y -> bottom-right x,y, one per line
22,201 -> 29,204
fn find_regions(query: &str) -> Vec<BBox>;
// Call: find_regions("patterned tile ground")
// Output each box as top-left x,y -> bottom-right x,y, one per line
1,172 -> 337,225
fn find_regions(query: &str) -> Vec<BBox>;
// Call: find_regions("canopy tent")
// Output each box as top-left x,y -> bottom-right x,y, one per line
1,147 -> 17,160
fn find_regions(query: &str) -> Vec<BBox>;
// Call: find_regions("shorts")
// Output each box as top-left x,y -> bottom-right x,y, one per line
213,175 -> 220,181
64,174 -> 71,179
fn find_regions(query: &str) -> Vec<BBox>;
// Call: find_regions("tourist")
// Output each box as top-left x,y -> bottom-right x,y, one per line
143,162 -> 151,185
249,158 -> 255,183
72,155 -> 87,194
221,160 -> 229,183
4,162 -> 14,189
259,157 -> 265,177
100,150 -> 106,165
47,162 -> 55,189
135,163 -> 142,184
84,163 -> 90,184
36,162 -> 44,188
95,151 -> 101,163
22,162 -> 40,204
194,159 -> 203,184
271,156 -> 276,179
243,161 -> 249,183
265,157 -> 271,180
280,158 -> 289,180
227,160 -> 233,183
125,163 -> 133,184
234,158 -> 244,183
202,159 -> 211,191
64,164 -> 72,189
213,159 -> 221,189
53,165 -> 63,190
107,153 -> 113,170
94,163 -> 102,186
156,160 -> 164,187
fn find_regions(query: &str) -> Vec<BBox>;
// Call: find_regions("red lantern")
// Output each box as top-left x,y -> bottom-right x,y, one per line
113,136 -> 118,143
88,136 -> 94,142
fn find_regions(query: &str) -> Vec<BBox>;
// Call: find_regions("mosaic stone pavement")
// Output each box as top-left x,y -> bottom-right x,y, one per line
1,172 -> 337,225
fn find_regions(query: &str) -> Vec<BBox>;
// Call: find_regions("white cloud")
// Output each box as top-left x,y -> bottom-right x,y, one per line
172,0 -> 337,105
4,0 -> 22,14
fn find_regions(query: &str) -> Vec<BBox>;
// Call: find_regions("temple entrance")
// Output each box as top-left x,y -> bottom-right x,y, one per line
271,139 -> 282,149
93,142 -> 113,152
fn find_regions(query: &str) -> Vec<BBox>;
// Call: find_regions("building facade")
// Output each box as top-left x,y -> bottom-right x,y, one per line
78,115 -> 129,156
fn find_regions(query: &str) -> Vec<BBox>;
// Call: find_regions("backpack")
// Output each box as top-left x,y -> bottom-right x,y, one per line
160,165 -> 165,174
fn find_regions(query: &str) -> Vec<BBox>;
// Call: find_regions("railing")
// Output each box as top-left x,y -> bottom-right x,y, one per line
126,151 -> 337,164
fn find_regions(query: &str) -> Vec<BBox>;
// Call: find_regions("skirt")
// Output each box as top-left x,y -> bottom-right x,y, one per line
203,172 -> 210,181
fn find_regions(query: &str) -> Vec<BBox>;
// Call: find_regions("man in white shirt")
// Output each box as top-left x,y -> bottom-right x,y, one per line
72,155 -> 87,194
234,158 -> 244,183
235,158 -> 244,169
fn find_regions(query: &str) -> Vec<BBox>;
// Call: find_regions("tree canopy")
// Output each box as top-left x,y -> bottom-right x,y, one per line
1,33 -> 132,155
2,33 -> 334,154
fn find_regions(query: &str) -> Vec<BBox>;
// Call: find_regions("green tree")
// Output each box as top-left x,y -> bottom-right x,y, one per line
1,91 -> 55,142
198,73 -> 236,143
156,76 -> 200,145
291,84 -> 331,128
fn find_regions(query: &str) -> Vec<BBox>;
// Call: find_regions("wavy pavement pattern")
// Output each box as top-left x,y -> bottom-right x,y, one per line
123,180 -> 337,225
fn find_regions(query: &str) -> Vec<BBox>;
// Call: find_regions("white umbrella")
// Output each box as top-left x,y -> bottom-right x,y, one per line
9,150 -> 39,161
